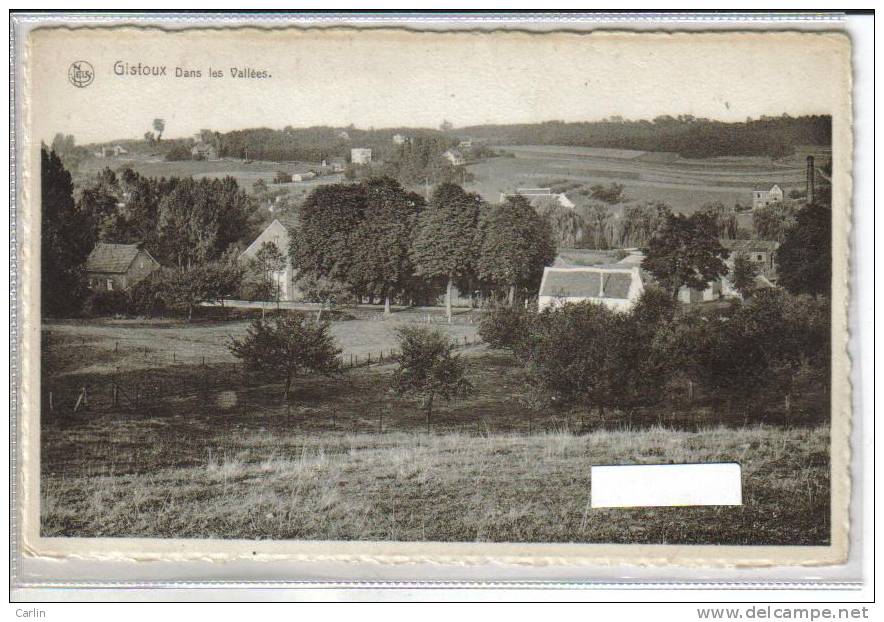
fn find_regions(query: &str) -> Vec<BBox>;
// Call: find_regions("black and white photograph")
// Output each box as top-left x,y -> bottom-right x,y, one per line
18,25 -> 852,566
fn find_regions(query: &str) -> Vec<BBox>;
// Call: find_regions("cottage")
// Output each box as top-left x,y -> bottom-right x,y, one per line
392,133 -> 407,145
291,171 -> 317,182
239,217 -> 301,301
720,238 -> 780,279
112,145 -> 129,157
752,184 -> 784,210
191,142 -> 219,161
350,148 -> 372,165
85,243 -> 160,292
538,265 -> 644,313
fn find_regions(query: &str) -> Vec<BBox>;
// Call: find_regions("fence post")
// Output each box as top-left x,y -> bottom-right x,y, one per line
48,391 -> 53,412
115,341 -> 119,353
367,352 -> 371,364
172,351 -> 176,363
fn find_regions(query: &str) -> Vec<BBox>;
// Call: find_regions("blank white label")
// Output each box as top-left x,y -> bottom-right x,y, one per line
591,463 -> 742,508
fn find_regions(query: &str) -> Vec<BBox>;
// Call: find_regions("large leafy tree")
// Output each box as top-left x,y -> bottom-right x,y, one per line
353,177 -> 424,313
641,211 -> 730,298
291,182 -> 367,294
776,203 -> 831,297
230,314 -> 342,400
477,195 -> 557,305
393,326 -> 472,433
411,183 -> 484,320
41,148 -> 97,316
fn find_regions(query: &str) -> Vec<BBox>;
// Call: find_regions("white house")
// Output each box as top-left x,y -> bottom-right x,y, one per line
752,184 -> 784,210
538,265 -> 645,313
239,218 -> 300,301
392,133 -> 407,145
443,149 -> 465,166
350,148 -> 372,165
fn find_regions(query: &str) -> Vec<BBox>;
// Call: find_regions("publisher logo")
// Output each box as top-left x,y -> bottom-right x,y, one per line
68,61 -> 94,88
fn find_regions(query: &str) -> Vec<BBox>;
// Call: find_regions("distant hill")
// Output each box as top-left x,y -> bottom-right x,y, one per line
456,115 -> 831,159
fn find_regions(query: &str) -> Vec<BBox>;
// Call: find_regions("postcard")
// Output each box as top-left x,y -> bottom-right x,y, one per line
15,25 -> 852,567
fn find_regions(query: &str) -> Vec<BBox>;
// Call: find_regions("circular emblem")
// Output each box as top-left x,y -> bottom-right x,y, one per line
68,61 -> 94,88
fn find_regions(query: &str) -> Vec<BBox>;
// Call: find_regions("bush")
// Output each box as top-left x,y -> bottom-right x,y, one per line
478,302 -> 533,358
83,289 -> 129,317
164,144 -> 193,161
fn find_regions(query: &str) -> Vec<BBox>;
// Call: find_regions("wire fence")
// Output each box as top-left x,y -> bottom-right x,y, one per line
42,333 -> 486,421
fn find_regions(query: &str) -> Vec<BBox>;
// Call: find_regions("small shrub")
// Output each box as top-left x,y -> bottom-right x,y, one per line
83,289 -> 129,317
478,302 -> 533,358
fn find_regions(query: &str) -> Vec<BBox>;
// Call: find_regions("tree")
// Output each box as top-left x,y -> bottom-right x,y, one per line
393,326 -> 472,433
230,314 -> 342,400
291,182 -> 367,294
144,131 -> 155,144
250,241 -> 287,301
641,211 -> 730,298
478,300 -> 534,359
731,252 -> 758,299
753,202 -> 795,242
41,148 -> 97,316
776,203 -> 831,297
411,183 -> 483,321
525,302 -> 625,414
585,202 -> 612,249
159,260 -> 243,321
477,195 -> 557,305
153,118 -> 165,142
589,182 -> 626,205
439,119 -> 454,132
353,177 -> 423,314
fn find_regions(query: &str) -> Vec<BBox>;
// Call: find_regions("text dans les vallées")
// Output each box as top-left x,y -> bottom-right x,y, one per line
113,61 -> 271,79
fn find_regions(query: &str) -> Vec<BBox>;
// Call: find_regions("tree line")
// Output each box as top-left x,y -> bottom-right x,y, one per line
456,114 -> 831,159
291,179 -> 557,318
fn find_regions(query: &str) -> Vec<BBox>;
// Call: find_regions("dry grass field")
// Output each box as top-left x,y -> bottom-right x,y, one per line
41,321 -> 830,544
465,147 -> 805,213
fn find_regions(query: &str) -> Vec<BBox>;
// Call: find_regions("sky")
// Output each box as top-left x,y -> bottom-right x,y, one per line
27,28 -> 849,145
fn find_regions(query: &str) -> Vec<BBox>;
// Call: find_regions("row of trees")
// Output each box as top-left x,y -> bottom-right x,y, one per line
292,179 -> 556,319
458,114 -> 832,159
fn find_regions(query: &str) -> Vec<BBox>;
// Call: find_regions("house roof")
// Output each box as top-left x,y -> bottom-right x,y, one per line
539,266 -> 638,300
85,243 -> 146,274
240,219 -> 294,259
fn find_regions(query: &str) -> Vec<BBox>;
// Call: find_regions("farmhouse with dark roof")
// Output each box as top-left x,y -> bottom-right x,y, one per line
85,242 -> 160,292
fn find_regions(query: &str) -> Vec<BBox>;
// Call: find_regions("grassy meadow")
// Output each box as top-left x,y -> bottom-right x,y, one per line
41,314 -> 830,544
465,146 -> 806,212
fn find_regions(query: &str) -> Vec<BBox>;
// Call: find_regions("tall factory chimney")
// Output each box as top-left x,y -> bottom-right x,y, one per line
806,155 -> 815,204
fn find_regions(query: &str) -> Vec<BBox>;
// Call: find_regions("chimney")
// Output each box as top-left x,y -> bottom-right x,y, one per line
806,155 -> 815,204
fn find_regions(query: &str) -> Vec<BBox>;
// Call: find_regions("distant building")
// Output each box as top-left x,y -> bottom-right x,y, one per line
538,265 -> 645,313
191,142 -> 219,160
720,238 -> 780,279
350,148 -> 372,165
85,243 -> 160,292
112,145 -> 129,157
291,171 -> 317,182
458,139 -> 473,150
500,188 -> 575,209
337,130 -> 351,141
392,133 -> 407,145
443,149 -> 465,166
239,217 -> 301,301
752,184 -> 784,210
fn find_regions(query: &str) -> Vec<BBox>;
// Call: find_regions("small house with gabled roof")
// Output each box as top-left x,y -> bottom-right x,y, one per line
239,215 -> 301,301
538,265 -> 644,313
85,242 -> 160,292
